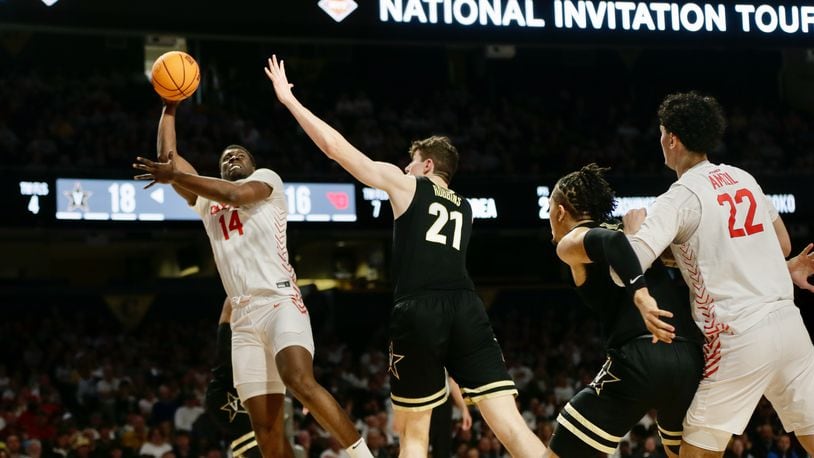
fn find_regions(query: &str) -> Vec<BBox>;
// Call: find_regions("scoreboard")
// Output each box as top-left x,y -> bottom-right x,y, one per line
50,179 -> 356,223
8,173 -> 806,229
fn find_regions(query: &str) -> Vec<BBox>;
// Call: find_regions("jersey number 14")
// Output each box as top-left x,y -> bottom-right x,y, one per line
425,202 -> 463,250
218,211 -> 245,240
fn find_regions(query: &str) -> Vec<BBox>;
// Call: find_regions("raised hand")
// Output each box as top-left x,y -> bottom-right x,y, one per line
788,243 -> 814,293
133,151 -> 179,189
633,288 -> 675,344
264,54 -> 296,106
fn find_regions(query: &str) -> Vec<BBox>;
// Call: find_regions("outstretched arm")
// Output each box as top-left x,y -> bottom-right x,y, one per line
133,152 -> 272,207
557,227 -> 675,343
157,102 -> 199,206
264,55 -> 415,214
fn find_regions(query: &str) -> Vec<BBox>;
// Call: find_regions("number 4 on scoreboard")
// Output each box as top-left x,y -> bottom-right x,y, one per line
218,210 -> 244,240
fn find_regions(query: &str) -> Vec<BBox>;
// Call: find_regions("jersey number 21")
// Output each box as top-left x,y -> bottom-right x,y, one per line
425,202 -> 463,250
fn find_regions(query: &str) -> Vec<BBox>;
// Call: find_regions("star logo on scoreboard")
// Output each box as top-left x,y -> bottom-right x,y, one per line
64,182 -> 92,212
318,0 -> 358,23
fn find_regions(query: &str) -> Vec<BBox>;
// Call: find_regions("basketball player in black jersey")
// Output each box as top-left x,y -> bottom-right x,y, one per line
545,164 -> 704,458
266,56 -> 545,457
205,298 -> 263,458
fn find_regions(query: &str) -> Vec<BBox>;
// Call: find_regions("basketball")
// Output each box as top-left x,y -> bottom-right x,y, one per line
150,51 -> 200,101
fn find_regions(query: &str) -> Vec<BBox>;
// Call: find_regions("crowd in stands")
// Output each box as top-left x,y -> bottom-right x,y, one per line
0,67 -> 812,180
0,294 -> 808,458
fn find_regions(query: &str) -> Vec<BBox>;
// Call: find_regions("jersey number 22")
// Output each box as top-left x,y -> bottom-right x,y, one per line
717,188 -> 764,238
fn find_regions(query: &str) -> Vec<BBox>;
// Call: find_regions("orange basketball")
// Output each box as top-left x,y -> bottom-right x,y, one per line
150,51 -> 200,101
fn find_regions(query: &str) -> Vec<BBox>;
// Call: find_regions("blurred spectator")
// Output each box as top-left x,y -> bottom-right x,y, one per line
752,423 -> 776,457
767,434 -> 799,458
172,396 -> 202,433
4,435 -> 28,458
318,437 -> 349,458
725,436 -> 755,458
170,432 -> 194,458
23,441 -> 40,458
138,428 -> 171,458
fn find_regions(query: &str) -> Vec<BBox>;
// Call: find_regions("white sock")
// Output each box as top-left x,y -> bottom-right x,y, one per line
345,438 -> 373,458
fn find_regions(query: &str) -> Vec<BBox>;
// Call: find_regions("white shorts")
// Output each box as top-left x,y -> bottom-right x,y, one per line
683,305 -> 814,451
230,296 -> 315,402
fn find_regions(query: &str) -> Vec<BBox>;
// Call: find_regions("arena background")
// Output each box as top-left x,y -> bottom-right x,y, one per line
1,1 -> 813,457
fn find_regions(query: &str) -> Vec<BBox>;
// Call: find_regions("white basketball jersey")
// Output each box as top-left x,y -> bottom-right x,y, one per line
671,162 -> 793,337
194,168 -> 299,301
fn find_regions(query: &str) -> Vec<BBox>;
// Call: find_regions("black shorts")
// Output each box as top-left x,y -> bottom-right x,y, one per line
550,338 -> 704,457
388,290 -> 516,411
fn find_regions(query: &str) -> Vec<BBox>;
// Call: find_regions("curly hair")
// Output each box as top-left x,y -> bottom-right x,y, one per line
658,92 -> 726,154
409,135 -> 459,183
552,163 -> 616,222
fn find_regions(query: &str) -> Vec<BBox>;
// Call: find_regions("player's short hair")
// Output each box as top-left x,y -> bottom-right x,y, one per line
221,144 -> 256,166
658,92 -> 726,155
553,163 -> 616,222
409,136 -> 459,183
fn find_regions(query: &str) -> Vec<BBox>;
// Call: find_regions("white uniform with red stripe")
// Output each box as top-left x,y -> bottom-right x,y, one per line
629,161 -> 814,450
193,168 -> 314,401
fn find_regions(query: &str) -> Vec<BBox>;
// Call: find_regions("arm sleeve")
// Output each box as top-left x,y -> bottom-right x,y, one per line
627,185 -> 701,270
583,228 -> 647,296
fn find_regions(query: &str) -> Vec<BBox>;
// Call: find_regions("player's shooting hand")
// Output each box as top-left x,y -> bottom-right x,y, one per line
162,99 -> 179,113
133,151 -> 178,189
633,288 -> 675,344
623,208 -> 647,235
264,54 -> 296,106
788,243 -> 814,293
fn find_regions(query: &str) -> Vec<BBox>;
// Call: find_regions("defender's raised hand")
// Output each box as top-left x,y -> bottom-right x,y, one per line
264,55 -> 296,106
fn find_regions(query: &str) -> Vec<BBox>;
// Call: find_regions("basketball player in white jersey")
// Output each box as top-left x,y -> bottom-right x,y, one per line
621,92 -> 814,458
132,100 -> 374,458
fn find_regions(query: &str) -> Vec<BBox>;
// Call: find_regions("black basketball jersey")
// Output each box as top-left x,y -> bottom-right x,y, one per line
576,222 -> 703,349
393,177 -> 475,301
205,325 -> 260,458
